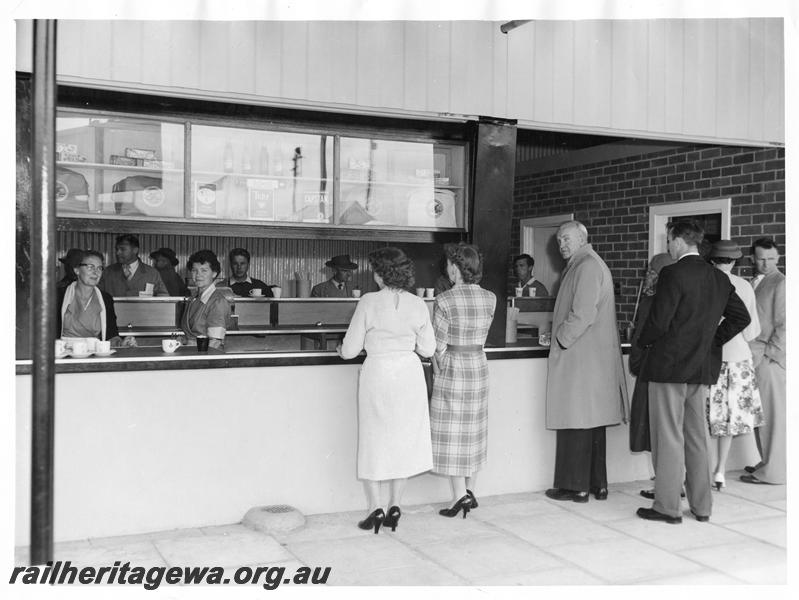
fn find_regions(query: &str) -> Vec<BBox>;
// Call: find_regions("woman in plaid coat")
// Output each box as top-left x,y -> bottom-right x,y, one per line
430,243 -> 496,518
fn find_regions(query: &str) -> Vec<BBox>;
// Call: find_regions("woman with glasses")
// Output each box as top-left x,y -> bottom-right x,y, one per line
56,250 -> 135,347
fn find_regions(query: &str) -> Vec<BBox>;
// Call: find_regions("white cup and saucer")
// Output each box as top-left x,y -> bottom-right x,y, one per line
162,339 -> 182,353
94,340 -> 115,357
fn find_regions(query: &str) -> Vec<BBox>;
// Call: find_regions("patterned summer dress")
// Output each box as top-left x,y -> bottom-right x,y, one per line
707,272 -> 765,437
430,284 -> 497,476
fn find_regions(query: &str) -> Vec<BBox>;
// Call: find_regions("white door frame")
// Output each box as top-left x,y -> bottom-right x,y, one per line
648,198 -> 732,258
520,213 -> 574,255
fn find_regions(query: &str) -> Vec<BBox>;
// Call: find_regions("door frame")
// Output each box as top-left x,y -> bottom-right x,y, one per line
519,213 -> 574,256
649,198 -> 731,258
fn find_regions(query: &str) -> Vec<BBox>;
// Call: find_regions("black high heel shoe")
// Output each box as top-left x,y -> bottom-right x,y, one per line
466,489 -> 479,509
439,494 -> 472,518
357,508 -> 385,534
384,506 -> 401,532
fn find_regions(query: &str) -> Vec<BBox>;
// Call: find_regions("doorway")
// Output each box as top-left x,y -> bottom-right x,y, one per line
519,213 -> 573,296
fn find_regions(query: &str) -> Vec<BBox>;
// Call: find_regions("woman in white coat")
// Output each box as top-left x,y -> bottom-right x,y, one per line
338,247 -> 436,533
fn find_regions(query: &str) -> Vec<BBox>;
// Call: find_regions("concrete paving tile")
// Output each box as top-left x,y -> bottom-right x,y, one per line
606,514 -> 752,552
384,510 -> 500,545
332,562 -> 467,586
272,510 -> 375,544
724,515 -> 787,548
491,511 -> 625,547
89,527 -> 205,548
466,491 -> 539,507
680,540 -> 786,584
474,566 -> 604,585
722,472 -> 787,504
470,497 -> 565,521
51,541 -> 168,571
700,492 -> 785,524
198,523 -> 251,536
547,537 -> 703,584
285,534 -> 428,584
414,533 -> 564,580
544,488 -> 651,522
764,499 -> 786,511
15,540 -> 94,566
155,530 -> 291,569
645,570 -> 743,585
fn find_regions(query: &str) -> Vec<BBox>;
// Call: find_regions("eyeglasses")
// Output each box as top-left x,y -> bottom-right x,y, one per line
79,263 -> 104,273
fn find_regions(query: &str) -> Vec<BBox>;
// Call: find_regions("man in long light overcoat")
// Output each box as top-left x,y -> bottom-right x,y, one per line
545,221 -> 629,503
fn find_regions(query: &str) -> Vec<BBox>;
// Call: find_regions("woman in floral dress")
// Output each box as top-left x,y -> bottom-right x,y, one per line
706,240 -> 764,490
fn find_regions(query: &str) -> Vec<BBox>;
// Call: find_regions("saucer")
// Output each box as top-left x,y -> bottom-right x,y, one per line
68,351 -> 94,359
55,351 -> 69,359
93,350 -> 116,357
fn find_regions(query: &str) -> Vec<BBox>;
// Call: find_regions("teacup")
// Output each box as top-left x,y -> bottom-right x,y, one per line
72,341 -> 89,356
55,339 -> 66,356
352,289 -> 361,298
249,288 -> 263,297
416,288 -> 425,297
85,337 -> 99,353
96,340 -> 112,354
271,286 -> 283,299
425,288 -> 435,298
515,287 -> 524,297
162,339 -> 182,353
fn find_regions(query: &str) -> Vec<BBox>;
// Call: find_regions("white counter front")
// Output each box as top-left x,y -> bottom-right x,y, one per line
14,356 -> 760,544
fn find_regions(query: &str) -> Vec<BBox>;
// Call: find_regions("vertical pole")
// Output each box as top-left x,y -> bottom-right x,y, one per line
30,18 -> 57,565
470,117 -> 518,347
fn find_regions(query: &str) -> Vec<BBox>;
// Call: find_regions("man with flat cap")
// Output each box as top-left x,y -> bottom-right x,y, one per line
150,247 -> 189,297
312,254 -> 358,298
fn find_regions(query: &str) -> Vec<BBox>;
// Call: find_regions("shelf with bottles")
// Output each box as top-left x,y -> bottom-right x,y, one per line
56,161 -> 184,176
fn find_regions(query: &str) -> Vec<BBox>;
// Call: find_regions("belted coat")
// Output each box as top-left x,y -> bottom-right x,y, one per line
545,244 -> 629,430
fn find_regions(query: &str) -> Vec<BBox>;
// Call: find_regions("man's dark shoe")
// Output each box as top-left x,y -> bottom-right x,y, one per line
690,510 -> 710,522
636,507 -> 682,524
639,488 -> 685,500
740,474 -> 770,485
545,488 -> 589,503
591,487 -> 608,500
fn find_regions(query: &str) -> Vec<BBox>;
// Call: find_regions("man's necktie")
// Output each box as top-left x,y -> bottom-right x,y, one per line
123,264 -> 132,280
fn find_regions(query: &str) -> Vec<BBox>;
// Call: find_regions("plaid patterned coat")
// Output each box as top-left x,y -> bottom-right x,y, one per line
430,284 -> 497,476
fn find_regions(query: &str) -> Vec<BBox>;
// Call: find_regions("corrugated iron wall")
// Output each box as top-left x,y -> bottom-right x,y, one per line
57,232 -> 385,292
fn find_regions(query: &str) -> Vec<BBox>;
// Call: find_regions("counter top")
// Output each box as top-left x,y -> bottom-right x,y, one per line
16,344 -> 631,375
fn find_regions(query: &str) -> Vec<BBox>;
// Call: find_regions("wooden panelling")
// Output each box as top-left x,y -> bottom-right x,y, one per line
56,232 -> 387,294
17,19 -> 784,144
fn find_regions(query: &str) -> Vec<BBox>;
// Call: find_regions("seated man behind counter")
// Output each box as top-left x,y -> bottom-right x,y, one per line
311,254 -> 358,298
98,233 -> 168,297
514,254 -> 549,297
223,248 -> 273,297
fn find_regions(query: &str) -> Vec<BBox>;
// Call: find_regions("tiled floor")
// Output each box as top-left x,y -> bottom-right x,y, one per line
14,471 -> 787,586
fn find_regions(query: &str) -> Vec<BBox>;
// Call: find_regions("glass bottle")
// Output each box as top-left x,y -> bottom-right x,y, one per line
223,141 -> 234,173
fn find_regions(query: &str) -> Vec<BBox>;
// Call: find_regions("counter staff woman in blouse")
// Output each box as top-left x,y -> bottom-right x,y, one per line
430,243 -> 496,518
181,250 -> 230,350
56,250 -> 136,347
337,247 -> 436,534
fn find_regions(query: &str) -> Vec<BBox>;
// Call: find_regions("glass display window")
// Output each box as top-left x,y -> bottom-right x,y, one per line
55,112 -> 185,218
338,137 -> 465,229
190,125 -> 333,223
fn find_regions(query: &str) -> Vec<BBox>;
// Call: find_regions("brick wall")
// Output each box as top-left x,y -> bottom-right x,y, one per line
512,144 -> 785,325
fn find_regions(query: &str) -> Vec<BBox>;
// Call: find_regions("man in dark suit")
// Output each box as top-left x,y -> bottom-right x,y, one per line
311,255 -> 358,298
636,221 -> 750,524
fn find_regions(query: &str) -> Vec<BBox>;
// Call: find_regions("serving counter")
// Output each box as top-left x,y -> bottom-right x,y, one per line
14,340 -> 761,546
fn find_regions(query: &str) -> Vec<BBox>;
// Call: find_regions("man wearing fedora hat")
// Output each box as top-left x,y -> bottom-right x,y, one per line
312,254 -> 359,298
150,247 -> 189,297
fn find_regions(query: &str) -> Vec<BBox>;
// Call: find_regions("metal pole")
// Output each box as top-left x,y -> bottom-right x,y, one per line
30,18 -> 57,566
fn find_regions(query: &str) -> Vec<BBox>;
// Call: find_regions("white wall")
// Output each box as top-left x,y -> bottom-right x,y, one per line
15,19 -> 784,145
14,357 -> 760,544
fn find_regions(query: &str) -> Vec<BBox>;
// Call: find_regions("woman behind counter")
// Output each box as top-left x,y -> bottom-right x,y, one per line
430,243 -> 496,519
57,250 -> 134,347
181,250 -> 230,350
337,247 -> 436,534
